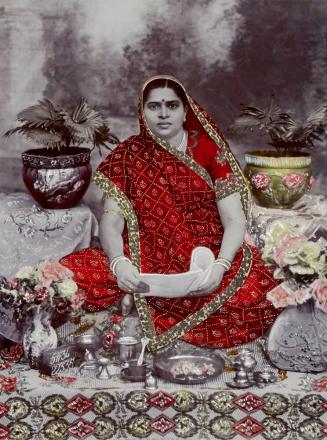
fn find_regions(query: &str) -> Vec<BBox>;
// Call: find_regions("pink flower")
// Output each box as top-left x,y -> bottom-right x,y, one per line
251,173 -> 271,190
39,262 -> 73,287
70,291 -> 85,311
35,287 -> 50,302
23,290 -> 36,303
313,376 -> 327,392
102,329 -> 118,349
10,279 -> 20,289
311,278 -> 327,312
307,176 -> 315,191
0,376 -> 17,393
267,284 -> 297,308
273,235 -> 307,267
293,288 -> 311,304
282,173 -> 305,189
0,363 -> 11,370
111,314 -> 124,324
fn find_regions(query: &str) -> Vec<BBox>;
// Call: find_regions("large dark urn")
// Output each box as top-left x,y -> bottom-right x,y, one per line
22,147 -> 92,209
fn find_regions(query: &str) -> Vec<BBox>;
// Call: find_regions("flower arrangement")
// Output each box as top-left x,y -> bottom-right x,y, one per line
0,261 -> 85,328
262,221 -> 327,311
4,98 -> 119,154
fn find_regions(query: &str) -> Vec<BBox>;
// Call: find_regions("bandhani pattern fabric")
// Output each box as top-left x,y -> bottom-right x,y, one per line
60,75 -> 281,351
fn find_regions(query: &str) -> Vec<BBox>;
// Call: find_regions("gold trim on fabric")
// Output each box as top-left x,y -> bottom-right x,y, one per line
187,95 -> 250,216
92,76 -> 253,350
140,83 -> 213,189
93,171 -> 156,336
146,243 -> 253,352
92,171 -> 141,269
140,75 -> 249,215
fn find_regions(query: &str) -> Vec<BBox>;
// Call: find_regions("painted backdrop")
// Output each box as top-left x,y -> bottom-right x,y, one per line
0,0 -> 326,204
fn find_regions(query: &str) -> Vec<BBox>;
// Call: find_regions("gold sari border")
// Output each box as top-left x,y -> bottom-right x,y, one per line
187,96 -> 250,216
92,171 -> 141,269
92,171 -> 157,336
146,243 -> 253,352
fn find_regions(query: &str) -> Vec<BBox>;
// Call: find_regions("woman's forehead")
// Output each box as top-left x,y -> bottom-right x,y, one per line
144,87 -> 180,103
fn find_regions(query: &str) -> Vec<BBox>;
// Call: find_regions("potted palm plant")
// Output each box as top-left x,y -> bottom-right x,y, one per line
5,98 -> 119,209
231,102 -> 327,208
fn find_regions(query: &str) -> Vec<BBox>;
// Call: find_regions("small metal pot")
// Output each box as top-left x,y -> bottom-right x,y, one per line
117,336 -> 139,363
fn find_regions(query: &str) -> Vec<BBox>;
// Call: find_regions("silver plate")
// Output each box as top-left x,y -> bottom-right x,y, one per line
154,352 -> 224,384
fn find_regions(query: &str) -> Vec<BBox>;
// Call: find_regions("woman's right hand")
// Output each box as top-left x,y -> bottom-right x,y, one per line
115,260 -> 150,294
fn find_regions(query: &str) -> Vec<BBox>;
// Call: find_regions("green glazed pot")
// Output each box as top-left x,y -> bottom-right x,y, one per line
244,151 -> 312,208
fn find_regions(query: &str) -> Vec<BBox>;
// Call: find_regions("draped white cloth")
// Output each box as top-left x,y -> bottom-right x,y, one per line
139,246 -> 215,297
0,192 -> 99,279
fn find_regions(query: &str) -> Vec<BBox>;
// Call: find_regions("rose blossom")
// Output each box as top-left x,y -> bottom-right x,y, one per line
282,173 -> 305,189
0,376 -> 17,393
293,288 -> 311,304
267,284 -> 297,308
70,292 -> 85,311
56,279 -> 78,299
313,376 -> 327,392
307,176 -> 315,191
23,290 -> 36,303
111,314 -> 124,324
39,261 -> 73,287
35,287 -> 50,302
251,173 -> 271,190
272,235 -> 307,267
311,278 -> 327,312
102,329 -> 118,349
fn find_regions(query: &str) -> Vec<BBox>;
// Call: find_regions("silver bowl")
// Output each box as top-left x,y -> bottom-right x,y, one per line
75,334 -> 101,363
154,352 -> 224,384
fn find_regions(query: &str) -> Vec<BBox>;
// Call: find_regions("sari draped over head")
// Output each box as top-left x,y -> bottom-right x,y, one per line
62,76 -> 280,351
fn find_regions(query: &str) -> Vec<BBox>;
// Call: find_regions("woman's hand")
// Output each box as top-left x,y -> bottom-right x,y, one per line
188,264 -> 225,297
115,260 -> 150,294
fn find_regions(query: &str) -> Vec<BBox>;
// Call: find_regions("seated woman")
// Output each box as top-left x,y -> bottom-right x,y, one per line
60,75 -> 281,351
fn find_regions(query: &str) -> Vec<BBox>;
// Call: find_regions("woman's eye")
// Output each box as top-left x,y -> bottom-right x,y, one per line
147,103 -> 158,110
168,102 -> 179,109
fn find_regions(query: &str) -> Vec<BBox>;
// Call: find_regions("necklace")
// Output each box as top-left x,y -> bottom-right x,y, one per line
175,130 -> 187,151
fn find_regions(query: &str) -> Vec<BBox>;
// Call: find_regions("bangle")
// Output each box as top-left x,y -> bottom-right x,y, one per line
103,209 -> 123,217
110,255 -> 131,276
214,257 -> 232,271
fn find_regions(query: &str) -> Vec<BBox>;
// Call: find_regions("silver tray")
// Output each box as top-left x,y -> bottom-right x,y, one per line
154,352 -> 224,384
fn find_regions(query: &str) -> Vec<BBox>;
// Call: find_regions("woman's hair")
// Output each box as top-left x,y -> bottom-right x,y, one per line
143,78 -> 188,107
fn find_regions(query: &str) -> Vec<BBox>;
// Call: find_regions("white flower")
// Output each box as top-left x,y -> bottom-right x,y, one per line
15,266 -> 35,279
56,279 -> 78,299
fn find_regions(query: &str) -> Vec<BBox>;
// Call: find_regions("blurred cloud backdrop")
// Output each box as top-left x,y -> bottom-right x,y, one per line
0,0 -> 326,198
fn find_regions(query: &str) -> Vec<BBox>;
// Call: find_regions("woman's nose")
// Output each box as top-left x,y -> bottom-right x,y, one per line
159,104 -> 168,119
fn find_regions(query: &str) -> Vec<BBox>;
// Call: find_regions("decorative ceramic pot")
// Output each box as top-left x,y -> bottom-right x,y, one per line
244,151 -> 312,208
21,147 -> 92,209
23,305 -> 58,369
267,298 -> 327,372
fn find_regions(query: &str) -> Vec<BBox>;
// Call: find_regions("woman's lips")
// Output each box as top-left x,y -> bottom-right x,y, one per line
157,122 -> 171,128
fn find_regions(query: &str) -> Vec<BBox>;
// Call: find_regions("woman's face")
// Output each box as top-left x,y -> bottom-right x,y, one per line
143,87 -> 186,141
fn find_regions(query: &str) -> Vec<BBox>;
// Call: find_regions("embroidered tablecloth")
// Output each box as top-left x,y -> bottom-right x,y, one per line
248,193 -> 327,249
0,192 -> 99,279
0,356 -> 327,440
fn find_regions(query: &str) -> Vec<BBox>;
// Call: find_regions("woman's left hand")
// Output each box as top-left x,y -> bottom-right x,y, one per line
188,264 -> 225,297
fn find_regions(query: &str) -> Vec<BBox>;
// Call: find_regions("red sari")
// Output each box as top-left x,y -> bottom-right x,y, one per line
60,77 -> 280,351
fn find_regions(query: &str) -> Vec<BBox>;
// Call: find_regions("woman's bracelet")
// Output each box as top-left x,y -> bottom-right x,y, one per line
103,208 -> 123,217
213,257 -> 232,271
110,255 -> 131,276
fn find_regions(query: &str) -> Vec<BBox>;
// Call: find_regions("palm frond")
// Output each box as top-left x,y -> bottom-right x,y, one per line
21,129 -> 63,148
63,98 -> 105,143
232,99 -> 327,151
17,99 -> 63,123
4,97 -> 119,153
